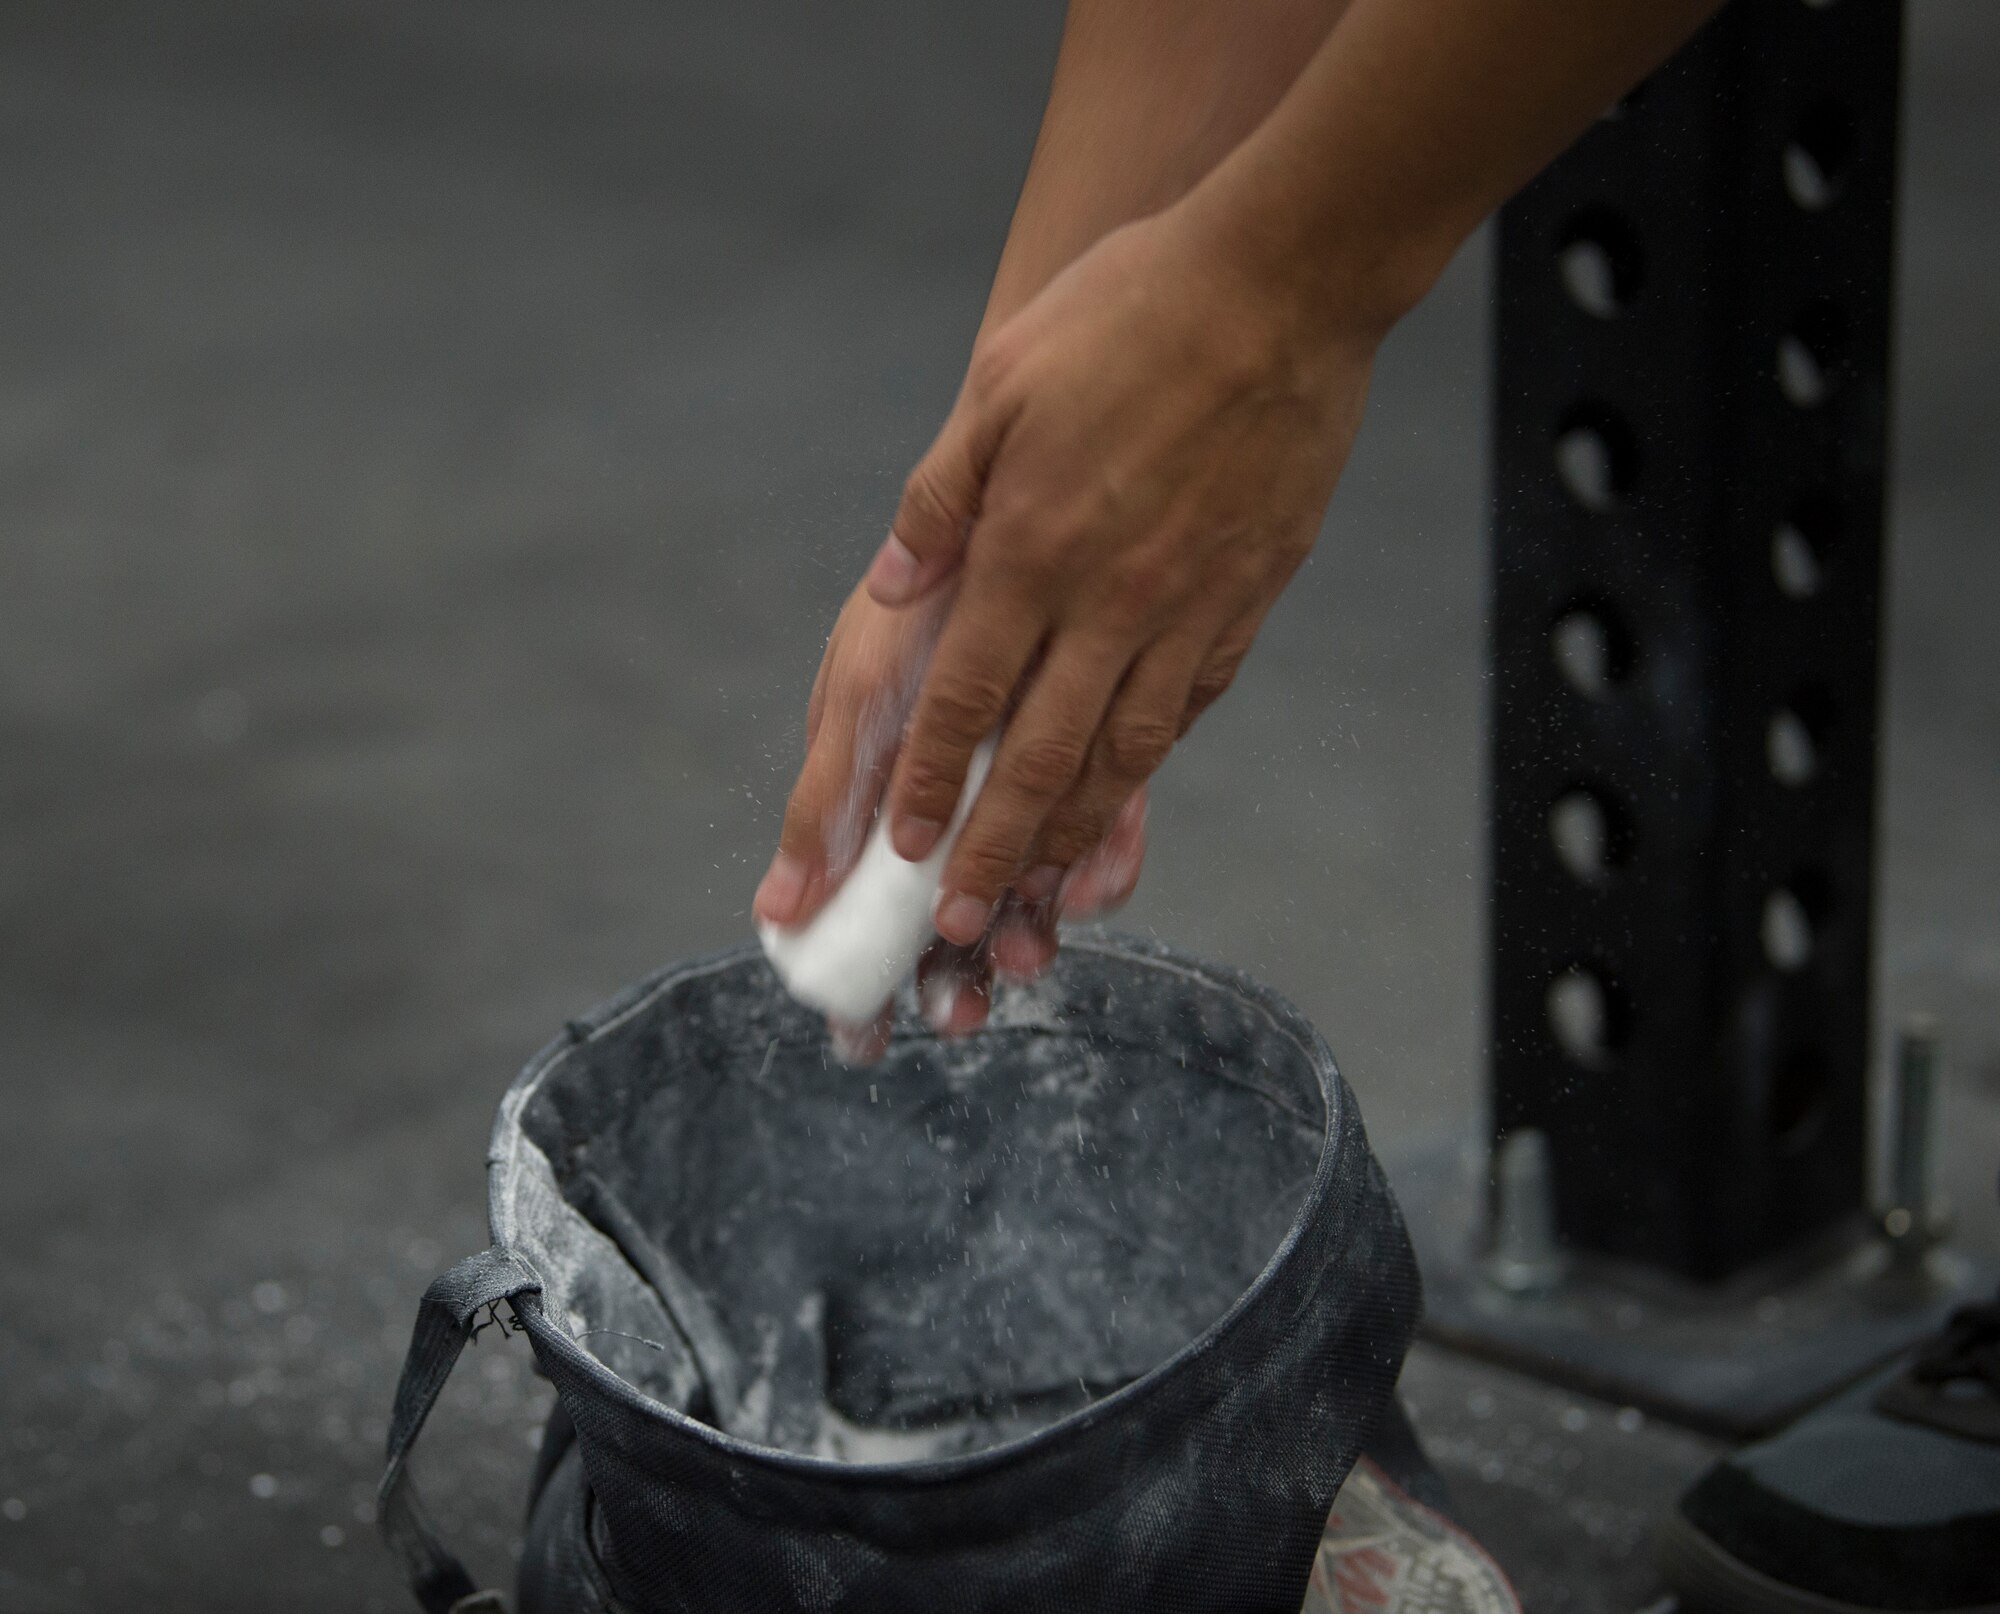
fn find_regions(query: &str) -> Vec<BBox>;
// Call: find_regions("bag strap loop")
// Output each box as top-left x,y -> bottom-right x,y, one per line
379,1247 -> 543,1613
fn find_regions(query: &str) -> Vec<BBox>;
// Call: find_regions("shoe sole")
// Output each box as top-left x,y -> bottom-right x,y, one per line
1655,1509 -> 2000,1614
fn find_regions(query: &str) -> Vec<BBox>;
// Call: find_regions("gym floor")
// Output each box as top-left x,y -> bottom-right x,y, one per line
2,3 -> 1994,1609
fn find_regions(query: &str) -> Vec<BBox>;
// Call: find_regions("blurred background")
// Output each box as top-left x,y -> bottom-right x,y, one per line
1,1 -> 1993,1608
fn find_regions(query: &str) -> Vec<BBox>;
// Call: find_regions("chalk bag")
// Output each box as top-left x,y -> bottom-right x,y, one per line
381,933 -> 1421,1614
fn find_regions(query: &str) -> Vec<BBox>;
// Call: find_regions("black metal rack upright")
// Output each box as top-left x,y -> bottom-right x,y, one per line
1399,0 -> 1995,1435
1488,0 -> 1901,1283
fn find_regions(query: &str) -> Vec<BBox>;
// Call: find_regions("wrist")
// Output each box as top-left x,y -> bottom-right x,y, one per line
1175,145 -> 1444,354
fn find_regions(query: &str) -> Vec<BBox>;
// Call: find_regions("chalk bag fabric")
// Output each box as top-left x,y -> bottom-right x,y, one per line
380,933 -> 1422,1614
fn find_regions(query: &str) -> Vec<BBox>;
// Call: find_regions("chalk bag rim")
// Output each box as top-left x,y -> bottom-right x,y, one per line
484,930 -> 1355,1489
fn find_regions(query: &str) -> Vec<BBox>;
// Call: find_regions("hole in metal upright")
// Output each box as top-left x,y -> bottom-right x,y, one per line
1762,887 -> 1816,971
1549,605 -> 1633,700
1777,300 -> 1849,408
1772,495 -> 1839,598
1549,787 -> 1632,885
1553,403 -> 1639,512
1556,208 -> 1644,318
1547,965 -> 1623,1070
1767,692 -> 1832,787
1782,102 -> 1856,210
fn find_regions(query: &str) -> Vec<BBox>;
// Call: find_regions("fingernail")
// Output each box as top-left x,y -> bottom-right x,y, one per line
754,852 -> 808,924
866,534 -> 921,602
934,892 -> 993,945
891,814 -> 943,862
1017,863 -> 1063,905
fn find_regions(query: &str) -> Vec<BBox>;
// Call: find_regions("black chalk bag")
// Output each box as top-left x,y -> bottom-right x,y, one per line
381,934 -> 1419,1614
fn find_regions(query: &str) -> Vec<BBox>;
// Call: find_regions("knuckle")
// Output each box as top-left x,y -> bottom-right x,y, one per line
952,833 -> 1019,899
898,463 -> 954,535
1185,673 -> 1232,722
898,756 -> 967,818
965,336 -> 1017,401
1186,653 -> 1247,724
925,670 -> 1011,739
1102,712 -> 1178,778
1037,817 -> 1098,871
1007,734 -> 1087,798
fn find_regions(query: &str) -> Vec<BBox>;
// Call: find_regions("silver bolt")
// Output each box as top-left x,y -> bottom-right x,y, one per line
1485,1128 -> 1568,1295
1881,1016 -> 1946,1253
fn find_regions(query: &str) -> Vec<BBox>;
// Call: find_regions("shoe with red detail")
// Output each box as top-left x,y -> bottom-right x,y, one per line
1303,1455 -> 1520,1614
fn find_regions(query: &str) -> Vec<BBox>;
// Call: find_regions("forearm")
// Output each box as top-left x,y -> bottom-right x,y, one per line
1187,0 -> 1724,335
978,0 -> 1353,339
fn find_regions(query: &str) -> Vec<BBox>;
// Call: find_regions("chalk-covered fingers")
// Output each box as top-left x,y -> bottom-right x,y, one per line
921,798 -> 1138,1018
1030,588 -> 1275,893
915,937 -> 995,1036
906,591 -> 1250,951
1180,606 -> 1264,734
987,864 -> 1063,979
918,885 -> 1058,1042
882,561 -> 1049,857
1058,788 -> 1149,919
992,607 -> 1253,960
754,687 -> 863,927
827,1008 -> 893,1067
926,637 -> 1130,944
755,585 -> 947,930
1021,628 -> 1195,879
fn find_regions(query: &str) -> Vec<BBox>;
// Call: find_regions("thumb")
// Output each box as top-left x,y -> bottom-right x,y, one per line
867,393 -> 1001,608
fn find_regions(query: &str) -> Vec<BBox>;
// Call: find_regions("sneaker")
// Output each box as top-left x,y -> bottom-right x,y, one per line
1655,1291 -> 2000,1613
1304,1404 -> 1520,1614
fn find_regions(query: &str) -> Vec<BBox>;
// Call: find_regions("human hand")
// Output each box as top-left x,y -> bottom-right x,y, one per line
863,196 -> 1381,946
751,584 -> 1148,1057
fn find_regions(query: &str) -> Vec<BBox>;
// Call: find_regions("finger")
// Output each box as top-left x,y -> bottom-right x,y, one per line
755,692 -> 876,929
1177,602 -> 1265,736
1031,593 -> 1261,875
828,1008 -> 892,1067
885,575 -> 1049,866
867,384 -> 1008,609
932,636 -> 1127,945
915,939 -> 993,1036
1029,629 -> 1206,877
804,636 -> 834,749
1059,788 -> 1148,918
988,875 -> 1060,981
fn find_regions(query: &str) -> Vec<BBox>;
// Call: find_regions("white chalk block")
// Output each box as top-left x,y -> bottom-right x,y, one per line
757,739 -> 995,1023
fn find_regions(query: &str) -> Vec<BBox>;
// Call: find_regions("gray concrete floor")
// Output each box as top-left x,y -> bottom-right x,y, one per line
1,1 -> 1994,1610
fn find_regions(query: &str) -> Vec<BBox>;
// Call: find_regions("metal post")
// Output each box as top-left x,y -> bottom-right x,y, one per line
1881,1016 -> 1945,1254
1391,0 -> 1998,1435
1487,0 -> 1901,1282
1484,1128 -> 1568,1295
